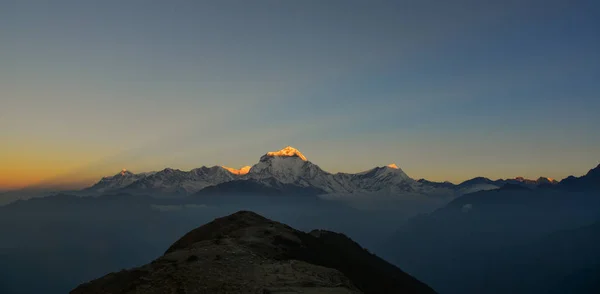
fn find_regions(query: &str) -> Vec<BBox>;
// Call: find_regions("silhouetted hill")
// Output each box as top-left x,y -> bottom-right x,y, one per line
72,211 -> 436,294
381,163 -> 600,294
559,164 -> 600,191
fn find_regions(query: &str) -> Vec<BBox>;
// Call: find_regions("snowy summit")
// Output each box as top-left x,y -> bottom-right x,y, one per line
265,146 -> 307,161
222,166 -> 252,175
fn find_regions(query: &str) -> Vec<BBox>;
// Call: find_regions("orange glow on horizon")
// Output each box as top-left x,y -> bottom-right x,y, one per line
0,139 -> 125,190
0,168 -> 98,190
0,143 -> 574,191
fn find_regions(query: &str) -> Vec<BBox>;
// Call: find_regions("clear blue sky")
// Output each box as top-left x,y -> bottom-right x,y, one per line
1,0 -> 599,188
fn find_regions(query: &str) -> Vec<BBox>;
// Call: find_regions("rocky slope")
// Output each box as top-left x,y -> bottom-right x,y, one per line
71,211 -> 436,294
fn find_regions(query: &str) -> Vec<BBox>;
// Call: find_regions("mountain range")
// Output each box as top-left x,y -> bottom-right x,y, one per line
80,146 -> 561,199
1,147 -> 597,294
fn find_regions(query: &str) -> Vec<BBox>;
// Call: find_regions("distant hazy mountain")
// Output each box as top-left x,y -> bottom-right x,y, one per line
416,179 -> 456,190
0,187 -> 78,206
344,164 -> 417,193
119,166 -> 238,197
419,175 -> 558,195
81,169 -> 153,195
380,163 -> 600,294
71,211 -> 437,294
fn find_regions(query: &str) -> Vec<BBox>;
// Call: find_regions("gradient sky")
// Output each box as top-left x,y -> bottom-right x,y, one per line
2,0 -> 599,190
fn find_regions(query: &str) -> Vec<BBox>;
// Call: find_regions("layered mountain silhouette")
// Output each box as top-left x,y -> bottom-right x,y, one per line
81,146 -> 560,199
71,211 -> 437,294
381,163 -> 600,294
558,163 -> 600,191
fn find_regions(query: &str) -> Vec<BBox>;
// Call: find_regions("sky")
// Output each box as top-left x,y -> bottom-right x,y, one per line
1,0 -> 599,190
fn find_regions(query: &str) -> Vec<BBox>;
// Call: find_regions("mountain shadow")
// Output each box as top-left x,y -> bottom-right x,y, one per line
194,178 -> 326,197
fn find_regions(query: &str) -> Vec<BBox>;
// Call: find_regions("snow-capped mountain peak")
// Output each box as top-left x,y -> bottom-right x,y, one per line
250,154 -> 310,181
345,165 -> 416,193
265,146 -> 307,161
117,166 -> 240,196
83,169 -> 148,194
88,146 -> 563,198
361,165 -> 411,181
245,148 -> 354,193
222,165 -> 251,175
83,147 -> 425,196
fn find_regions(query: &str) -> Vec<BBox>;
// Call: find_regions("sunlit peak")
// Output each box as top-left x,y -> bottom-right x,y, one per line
266,146 -> 307,161
222,165 -> 251,175
120,169 -> 128,176
387,163 -> 399,169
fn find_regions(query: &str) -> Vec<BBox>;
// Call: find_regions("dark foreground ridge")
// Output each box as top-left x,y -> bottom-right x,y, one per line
71,211 -> 436,294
